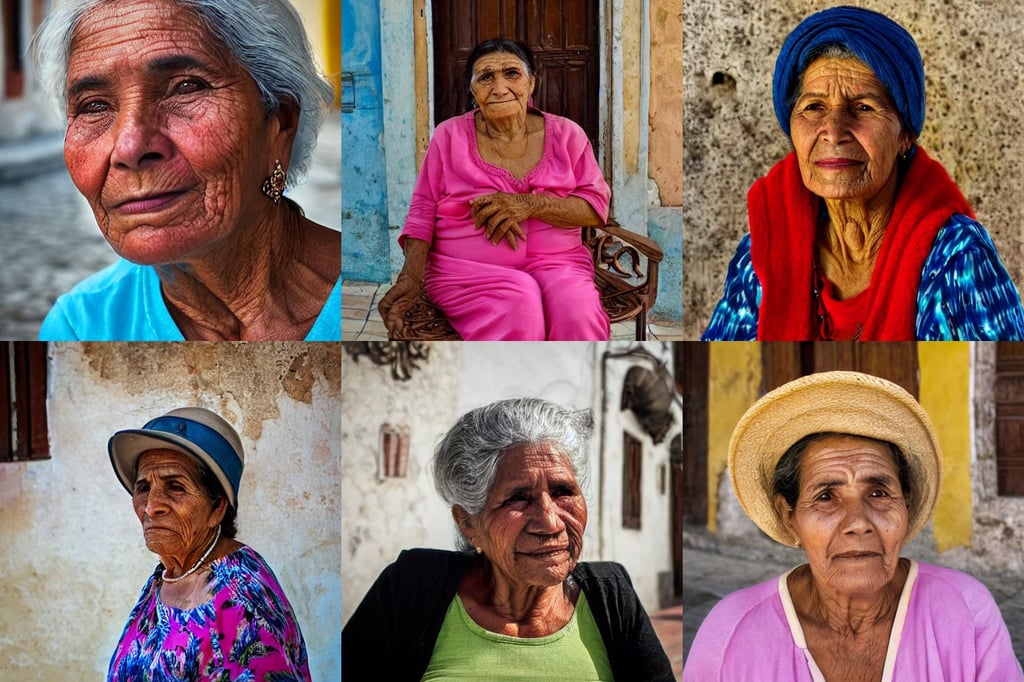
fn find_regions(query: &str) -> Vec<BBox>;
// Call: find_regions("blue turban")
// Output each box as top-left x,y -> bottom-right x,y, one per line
772,6 -> 924,138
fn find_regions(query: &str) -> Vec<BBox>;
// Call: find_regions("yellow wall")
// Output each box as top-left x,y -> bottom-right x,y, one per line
917,342 -> 973,550
705,343 -> 973,549
706,343 -> 761,532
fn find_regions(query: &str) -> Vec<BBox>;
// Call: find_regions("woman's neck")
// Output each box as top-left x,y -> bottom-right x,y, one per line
459,561 -> 578,637
476,109 -> 529,143
156,204 -> 339,340
791,559 -> 908,636
817,191 -> 895,300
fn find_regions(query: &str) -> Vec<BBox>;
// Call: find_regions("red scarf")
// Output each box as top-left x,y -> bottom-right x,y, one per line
749,148 -> 973,340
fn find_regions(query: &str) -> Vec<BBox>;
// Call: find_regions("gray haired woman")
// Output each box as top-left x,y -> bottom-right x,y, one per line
343,398 -> 673,680
33,0 -> 339,341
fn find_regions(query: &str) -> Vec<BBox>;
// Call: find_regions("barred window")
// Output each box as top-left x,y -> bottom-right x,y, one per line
0,342 -> 48,462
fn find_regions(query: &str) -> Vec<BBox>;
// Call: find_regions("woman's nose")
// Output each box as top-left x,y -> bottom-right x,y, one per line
531,494 -> 564,533
110,105 -> 171,170
840,500 -> 873,534
819,107 -> 853,143
144,491 -> 169,517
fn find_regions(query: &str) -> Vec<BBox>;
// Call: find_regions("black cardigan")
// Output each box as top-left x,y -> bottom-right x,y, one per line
342,548 -> 675,680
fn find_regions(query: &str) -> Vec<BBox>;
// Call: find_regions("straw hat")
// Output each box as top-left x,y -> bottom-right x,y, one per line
728,371 -> 942,547
108,407 -> 245,509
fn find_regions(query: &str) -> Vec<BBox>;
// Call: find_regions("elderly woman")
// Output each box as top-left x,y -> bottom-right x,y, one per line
343,398 -> 673,680
107,407 -> 309,679
701,6 -> 1024,341
33,0 -> 340,341
379,40 -> 611,340
684,372 -> 1024,681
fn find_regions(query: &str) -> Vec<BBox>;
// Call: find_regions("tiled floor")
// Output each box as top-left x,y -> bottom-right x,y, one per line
343,280 -> 683,341
651,604 -> 684,680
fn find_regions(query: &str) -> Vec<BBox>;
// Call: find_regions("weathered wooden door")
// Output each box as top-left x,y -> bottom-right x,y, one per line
3,0 -> 24,98
761,342 -> 919,398
431,0 -> 601,152
680,343 -> 709,526
995,343 -> 1024,496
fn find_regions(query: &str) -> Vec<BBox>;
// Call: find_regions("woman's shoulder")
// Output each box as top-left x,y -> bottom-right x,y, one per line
912,560 -> 997,606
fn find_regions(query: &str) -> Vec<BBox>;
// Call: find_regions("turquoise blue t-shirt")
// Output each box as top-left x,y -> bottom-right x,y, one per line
39,259 -> 341,341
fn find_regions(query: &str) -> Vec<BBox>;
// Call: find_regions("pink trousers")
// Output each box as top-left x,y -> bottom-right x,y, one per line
425,252 -> 610,340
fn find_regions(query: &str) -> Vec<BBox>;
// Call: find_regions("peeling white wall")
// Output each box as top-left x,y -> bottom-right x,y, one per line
0,343 -> 341,681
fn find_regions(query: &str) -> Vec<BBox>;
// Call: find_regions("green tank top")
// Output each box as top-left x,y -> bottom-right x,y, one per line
421,591 -> 614,680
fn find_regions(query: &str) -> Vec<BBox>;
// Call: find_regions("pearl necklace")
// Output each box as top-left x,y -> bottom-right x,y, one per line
161,527 -> 221,583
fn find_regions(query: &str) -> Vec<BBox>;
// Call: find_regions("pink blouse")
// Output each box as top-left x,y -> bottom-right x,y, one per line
684,560 -> 1023,681
399,109 -> 611,265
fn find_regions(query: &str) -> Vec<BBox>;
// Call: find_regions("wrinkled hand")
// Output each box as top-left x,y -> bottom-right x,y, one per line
378,272 -> 425,337
470,192 -> 531,250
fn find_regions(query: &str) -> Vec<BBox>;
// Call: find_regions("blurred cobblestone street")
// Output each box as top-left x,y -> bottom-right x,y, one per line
0,114 -> 340,339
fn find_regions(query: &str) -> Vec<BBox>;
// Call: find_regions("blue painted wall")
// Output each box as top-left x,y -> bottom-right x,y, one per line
341,0 -> 390,283
648,207 -> 683,323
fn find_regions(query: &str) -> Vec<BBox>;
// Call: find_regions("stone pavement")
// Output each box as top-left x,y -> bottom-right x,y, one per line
651,604 -> 684,680
0,114 -> 341,339
683,544 -> 1024,672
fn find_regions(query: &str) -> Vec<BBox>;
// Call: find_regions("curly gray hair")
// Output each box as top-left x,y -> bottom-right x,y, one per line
33,0 -> 333,182
431,398 -> 593,553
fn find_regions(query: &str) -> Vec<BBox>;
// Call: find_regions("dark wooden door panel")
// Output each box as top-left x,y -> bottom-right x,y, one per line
762,342 -> 918,399
432,0 -> 600,152
996,343 -> 1024,496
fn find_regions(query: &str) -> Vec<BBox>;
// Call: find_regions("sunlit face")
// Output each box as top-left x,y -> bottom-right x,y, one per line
132,449 -> 223,561
459,443 -> 587,589
63,0 -> 293,265
470,52 -> 535,123
789,56 -> 911,204
777,435 -> 910,599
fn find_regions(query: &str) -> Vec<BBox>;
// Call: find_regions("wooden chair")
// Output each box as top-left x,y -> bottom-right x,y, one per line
384,219 -> 662,341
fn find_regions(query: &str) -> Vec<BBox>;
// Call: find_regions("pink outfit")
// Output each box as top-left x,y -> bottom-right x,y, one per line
400,110 -> 612,340
684,560 -> 1023,681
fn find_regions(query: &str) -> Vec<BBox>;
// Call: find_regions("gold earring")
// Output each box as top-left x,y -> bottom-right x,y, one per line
261,159 -> 287,205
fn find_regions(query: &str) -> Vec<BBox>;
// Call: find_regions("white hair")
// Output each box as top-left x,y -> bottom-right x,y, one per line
32,0 -> 333,182
431,398 -> 593,553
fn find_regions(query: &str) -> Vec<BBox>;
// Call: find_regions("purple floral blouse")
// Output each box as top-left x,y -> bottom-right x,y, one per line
107,545 -> 309,681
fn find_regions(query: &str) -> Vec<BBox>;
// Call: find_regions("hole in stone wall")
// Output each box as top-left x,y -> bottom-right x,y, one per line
711,71 -> 736,90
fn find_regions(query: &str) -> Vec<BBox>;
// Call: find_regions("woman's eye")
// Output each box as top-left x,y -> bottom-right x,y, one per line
869,489 -> 889,498
173,78 -> 208,95
815,491 -> 832,501
74,99 -> 110,115
504,69 -> 520,79
855,103 -> 874,112
478,74 -> 493,83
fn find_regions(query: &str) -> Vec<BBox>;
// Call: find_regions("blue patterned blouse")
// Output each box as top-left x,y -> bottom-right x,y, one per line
701,214 -> 1024,341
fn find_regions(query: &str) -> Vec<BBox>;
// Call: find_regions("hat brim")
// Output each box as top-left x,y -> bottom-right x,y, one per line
728,371 -> 942,547
109,430 -> 238,509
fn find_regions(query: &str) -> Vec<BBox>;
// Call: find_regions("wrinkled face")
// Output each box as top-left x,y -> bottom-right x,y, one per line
460,443 -> 587,589
778,435 -> 910,599
133,449 -> 223,560
470,52 -> 535,123
789,56 -> 910,204
63,0 -> 292,265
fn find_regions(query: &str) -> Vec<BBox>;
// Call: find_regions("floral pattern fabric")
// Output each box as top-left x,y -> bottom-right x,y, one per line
108,545 -> 309,681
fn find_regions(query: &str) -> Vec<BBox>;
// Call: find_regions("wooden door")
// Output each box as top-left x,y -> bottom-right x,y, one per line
431,0 -> 601,152
680,343 -> 709,526
761,342 -> 919,399
3,0 -> 24,98
995,343 -> 1024,496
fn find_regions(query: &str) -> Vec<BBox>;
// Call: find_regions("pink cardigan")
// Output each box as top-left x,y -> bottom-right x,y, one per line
684,560 -> 1023,681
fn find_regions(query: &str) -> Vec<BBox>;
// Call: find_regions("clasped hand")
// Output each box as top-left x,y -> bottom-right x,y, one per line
470,192 -> 531,250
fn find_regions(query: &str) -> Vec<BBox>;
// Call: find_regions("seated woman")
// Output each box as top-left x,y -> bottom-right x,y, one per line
701,6 -> 1024,340
379,39 -> 611,340
343,398 -> 673,680
685,371 -> 1023,681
